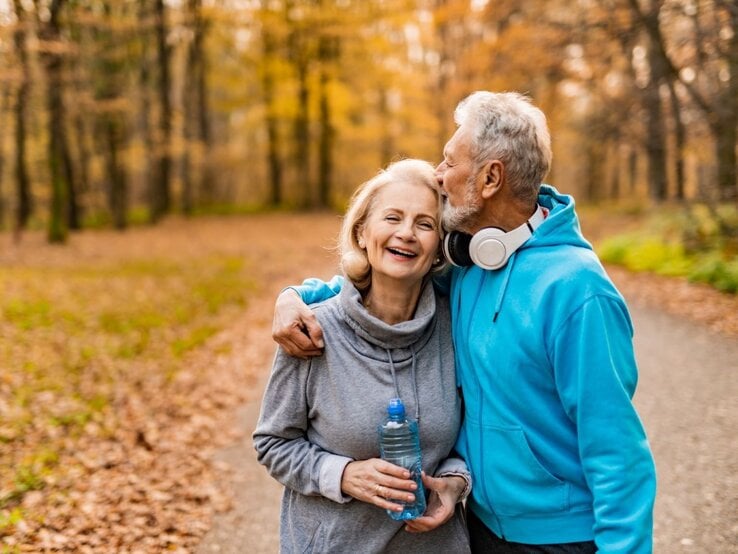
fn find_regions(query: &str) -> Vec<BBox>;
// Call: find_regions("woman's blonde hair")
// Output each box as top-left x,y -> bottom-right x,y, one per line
338,158 -> 446,291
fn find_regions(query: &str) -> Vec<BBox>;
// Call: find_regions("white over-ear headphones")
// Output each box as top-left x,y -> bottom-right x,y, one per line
443,205 -> 545,270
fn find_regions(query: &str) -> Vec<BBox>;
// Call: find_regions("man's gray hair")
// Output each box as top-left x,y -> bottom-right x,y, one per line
454,91 -> 552,205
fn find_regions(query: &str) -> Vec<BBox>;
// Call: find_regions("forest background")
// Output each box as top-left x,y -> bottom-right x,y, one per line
1,0 -> 737,288
0,1 -> 735,229
0,0 -> 737,551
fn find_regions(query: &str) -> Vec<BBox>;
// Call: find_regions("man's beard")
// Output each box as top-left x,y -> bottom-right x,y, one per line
442,179 -> 483,233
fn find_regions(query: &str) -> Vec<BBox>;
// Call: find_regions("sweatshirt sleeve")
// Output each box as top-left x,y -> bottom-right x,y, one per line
253,348 -> 353,504
287,275 -> 344,305
434,453 -> 472,502
551,295 -> 657,554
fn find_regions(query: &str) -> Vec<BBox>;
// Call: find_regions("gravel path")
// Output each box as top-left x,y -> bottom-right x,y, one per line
629,302 -> 737,552
196,276 -> 738,554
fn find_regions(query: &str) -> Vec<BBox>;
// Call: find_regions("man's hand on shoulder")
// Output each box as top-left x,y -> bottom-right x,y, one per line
272,289 -> 325,358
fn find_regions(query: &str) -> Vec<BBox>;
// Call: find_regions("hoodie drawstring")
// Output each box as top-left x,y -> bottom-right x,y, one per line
387,347 -> 421,423
492,204 -> 547,323
492,253 -> 516,323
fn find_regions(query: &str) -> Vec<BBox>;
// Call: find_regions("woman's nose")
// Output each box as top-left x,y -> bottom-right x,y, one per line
395,220 -> 416,240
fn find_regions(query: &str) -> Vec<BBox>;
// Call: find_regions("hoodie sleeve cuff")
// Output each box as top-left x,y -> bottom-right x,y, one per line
435,457 -> 472,502
437,471 -> 472,502
319,454 -> 354,504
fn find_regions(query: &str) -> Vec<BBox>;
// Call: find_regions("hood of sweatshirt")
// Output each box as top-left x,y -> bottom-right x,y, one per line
526,185 -> 593,252
337,278 -> 437,351
488,185 -> 594,322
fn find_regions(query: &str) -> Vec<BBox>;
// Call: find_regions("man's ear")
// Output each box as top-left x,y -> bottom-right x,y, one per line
481,160 -> 504,199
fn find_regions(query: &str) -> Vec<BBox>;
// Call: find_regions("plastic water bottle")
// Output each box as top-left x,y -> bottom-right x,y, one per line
377,398 -> 426,520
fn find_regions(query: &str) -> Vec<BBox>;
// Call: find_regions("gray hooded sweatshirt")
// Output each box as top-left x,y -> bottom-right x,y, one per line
253,280 -> 471,553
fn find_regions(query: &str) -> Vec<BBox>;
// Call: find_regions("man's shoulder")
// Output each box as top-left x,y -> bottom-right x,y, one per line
526,245 -> 626,305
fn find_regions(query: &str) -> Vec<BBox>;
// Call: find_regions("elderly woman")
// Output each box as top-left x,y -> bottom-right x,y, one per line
253,159 -> 470,553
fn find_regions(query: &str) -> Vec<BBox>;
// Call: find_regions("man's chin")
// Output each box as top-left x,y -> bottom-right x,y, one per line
442,208 -> 473,234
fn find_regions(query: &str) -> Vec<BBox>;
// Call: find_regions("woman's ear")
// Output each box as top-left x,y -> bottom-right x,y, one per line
357,226 -> 366,249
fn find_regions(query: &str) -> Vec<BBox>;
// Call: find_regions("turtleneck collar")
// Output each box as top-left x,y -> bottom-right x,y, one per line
337,278 -> 436,350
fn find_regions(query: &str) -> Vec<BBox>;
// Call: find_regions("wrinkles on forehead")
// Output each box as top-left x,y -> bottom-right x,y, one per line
445,128 -> 473,163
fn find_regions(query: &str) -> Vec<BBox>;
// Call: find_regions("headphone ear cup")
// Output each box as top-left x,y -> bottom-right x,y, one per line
443,232 -> 474,267
469,228 -> 508,270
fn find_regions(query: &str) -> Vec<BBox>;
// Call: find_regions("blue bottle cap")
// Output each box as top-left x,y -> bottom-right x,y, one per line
387,398 -> 406,417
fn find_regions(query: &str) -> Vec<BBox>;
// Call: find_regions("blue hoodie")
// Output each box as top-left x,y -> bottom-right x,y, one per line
293,186 -> 656,552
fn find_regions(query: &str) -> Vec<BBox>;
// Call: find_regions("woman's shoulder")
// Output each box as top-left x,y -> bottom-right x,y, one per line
311,296 -> 346,328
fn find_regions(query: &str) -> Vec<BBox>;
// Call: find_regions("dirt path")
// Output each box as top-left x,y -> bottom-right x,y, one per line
194,214 -> 738,554
3,212 -> 734,551
630,303 -> 738,552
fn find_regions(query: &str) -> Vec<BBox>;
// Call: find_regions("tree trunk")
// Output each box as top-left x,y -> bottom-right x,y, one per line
137,0 -> 154,218
181,1 -> 196,215
12,0 -> 32,237
261,23 -> 282,206
62,121 -> 80,230
40,0 -> 75,242
182,0 -> 212,214
378,88 -> 394,167
104,117 -> 127,230
714,119 -> 737,201
317,32 -> 336,209
585,138 -> 604,203
667,79 -> 685,201
47,86 -> 68,242
715,3 -> 738,201
610,142 -> 621,200
287,8 -> 311,208
628,148 -> 638,193
73,112 -> 92,217
151,0 -> 172,220
434,0 -> 452,158
93,1 -> 129,230
181,93 -> 194,215
317,65 -> 333,208
294,56 -> 310,207
644,43 -> 668,201
192,0 -> 213,207
0,88 -> 8,228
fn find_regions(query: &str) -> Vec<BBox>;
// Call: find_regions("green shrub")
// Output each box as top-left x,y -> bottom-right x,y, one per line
597,205 -> 738,296
689,255 -> 738,294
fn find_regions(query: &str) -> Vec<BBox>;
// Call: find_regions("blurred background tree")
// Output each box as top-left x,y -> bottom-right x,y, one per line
0,0 -> 736,241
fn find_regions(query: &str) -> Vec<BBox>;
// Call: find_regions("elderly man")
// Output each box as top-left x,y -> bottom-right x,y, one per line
271,91 -> 656,553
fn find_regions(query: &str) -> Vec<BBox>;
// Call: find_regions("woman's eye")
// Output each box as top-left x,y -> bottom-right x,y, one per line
418,221 -> 435,230
385,215 -> 400,222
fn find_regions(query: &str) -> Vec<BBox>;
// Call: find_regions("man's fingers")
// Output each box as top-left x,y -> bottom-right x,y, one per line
279,336 -> 323,358
272,289 -> 324,356
303,317 -> 324,349
291,321 -> 322,349
404,505 -> 450,533
404,513 -> 442,533
420,472 -> 444,491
